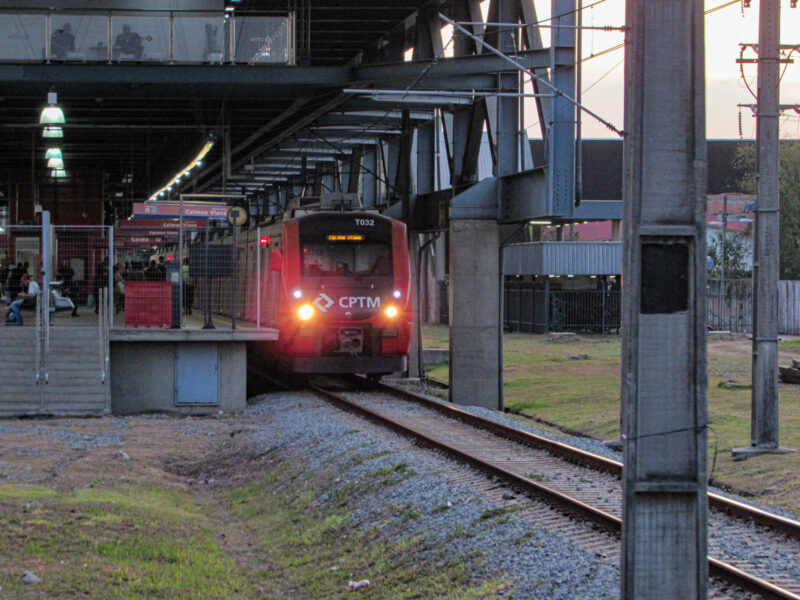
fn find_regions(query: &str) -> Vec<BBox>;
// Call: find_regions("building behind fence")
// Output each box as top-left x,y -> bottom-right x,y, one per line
707,279 -> 800,335
504,278 -> 621,333
503,278 -> 800,335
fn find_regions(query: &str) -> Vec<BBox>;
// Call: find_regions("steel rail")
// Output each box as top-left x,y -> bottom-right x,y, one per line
308,378 -> 800,600
309,382 -> 620,534
370,378 -> 800,542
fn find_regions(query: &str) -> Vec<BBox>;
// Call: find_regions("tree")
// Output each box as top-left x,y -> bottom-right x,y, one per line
707,230 -> 751,279
734,140 -> 800,279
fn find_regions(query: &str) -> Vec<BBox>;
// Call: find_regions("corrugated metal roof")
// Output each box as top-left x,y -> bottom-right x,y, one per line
504,241 -> 621,275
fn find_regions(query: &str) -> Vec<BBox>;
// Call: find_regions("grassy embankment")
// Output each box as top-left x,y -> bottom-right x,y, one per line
0,418 -> 504,599
422,323 -> 800,515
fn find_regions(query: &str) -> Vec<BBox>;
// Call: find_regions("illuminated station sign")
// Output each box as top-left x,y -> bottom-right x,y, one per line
132,202 -> 233,220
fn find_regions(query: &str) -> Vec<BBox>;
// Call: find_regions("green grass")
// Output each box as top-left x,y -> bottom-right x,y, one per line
0,484 -> 249,599
422,323 -> 800,514
227,461 -> 506,599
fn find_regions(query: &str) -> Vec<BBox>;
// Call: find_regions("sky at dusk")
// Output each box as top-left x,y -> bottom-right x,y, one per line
519,0 -> 800,139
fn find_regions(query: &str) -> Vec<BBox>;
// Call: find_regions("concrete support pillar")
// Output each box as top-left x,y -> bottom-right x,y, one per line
449,219 -> 500,409
408,233 -> 421,378
611,219 -> 621,241
621,0 -> 707,598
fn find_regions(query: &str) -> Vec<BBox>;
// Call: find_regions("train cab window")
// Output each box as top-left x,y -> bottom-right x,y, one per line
302,242 -> 391,278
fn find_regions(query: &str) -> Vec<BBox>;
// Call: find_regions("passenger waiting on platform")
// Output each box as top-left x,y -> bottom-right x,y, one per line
114,264 -> 125,314
144,260 -> 161,281
51,22 -> 75,59
6,262 -> 23,304
57,261 -> 79,317
93,257 -> 108,315
114,24 -> 144,60
182,257 -> 194,314
6,269 -> 42,325
0,260 -> 9,303
203,23 -> 221,61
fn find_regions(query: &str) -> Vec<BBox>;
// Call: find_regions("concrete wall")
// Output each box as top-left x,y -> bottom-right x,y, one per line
110,340 -> 246,415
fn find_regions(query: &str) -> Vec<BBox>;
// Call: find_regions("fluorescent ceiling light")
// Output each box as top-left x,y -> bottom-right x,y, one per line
42,126 -> 63,138
40,106 -> 65,125
147,141 -> 215,202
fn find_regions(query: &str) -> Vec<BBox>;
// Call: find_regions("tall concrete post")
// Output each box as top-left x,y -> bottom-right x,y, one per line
621,0 -> 708,598
448,0 -> 519,410
736,0 -> 791,457
449,219 -> 500,408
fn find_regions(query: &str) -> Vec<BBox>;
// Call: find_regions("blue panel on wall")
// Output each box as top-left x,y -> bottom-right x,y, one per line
175,344 -> 219,405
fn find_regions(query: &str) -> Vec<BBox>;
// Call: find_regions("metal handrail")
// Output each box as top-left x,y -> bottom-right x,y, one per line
35,293 -> 42,389
0,9 -> 295,65
98,288 -> 108,385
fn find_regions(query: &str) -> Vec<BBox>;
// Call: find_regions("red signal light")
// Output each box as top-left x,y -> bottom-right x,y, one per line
260,236 -> 270,246
166,256 -> 174,262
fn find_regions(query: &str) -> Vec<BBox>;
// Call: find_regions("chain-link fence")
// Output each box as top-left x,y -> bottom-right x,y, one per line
113,223 -> 268,330
504,280 -> 621,333
0,225 -> 111,325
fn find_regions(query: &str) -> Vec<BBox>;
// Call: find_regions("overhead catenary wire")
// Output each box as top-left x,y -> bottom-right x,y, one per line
260,32 -> 460,199
441,12 -> 624,136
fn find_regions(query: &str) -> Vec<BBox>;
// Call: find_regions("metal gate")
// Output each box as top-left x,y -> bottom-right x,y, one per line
0,217 -> 110,415
707,279 -> 753,333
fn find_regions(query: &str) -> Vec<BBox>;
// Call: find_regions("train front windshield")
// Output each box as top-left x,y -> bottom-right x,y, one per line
302,242 -> 391,277
299,214 -> 393,282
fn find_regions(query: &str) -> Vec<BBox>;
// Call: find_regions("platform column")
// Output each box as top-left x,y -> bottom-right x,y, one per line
621,0 -> 707,598
449,219 -> 500,409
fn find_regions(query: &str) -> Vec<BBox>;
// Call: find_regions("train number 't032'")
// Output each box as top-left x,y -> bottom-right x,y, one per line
355,219 -> 375,227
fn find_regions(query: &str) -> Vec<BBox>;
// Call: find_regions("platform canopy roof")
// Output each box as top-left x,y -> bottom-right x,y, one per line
0,0 -> 501,217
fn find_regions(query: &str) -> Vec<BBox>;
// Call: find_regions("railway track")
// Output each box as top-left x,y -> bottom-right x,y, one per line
292,374 -> 800,600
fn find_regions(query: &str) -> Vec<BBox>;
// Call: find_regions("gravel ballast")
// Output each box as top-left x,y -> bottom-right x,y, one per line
247,392 -> 621,599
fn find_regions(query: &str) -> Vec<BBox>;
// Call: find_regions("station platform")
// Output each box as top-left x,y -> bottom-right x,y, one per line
108,311 -> 277,416
0,305 -> 278,418
109,312 -> 278,342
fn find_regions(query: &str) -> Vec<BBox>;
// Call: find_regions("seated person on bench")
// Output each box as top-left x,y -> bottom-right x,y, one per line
7,269 -> 41,325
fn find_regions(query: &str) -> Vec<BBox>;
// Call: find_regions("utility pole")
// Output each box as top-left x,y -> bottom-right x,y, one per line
733,0 -> 795,458
621,0 -> 707,597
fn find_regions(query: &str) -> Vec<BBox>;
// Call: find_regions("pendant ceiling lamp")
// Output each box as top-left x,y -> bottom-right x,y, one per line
40,91 -> 65,124
45,147 -> 63,160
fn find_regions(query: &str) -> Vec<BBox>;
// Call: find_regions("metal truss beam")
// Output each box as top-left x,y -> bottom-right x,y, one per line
0,64 -> 349,97
353,48 -> 551,84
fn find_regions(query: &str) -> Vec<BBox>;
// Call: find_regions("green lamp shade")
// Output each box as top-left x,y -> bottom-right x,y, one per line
42,126 -> 63,138
45,147 -> 63,160
47,157 -> 64,169
51,169 -> 68,179
39,106 -> 65,124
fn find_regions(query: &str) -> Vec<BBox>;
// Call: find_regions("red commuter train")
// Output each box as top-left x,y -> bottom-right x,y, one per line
259,203 -> 412,377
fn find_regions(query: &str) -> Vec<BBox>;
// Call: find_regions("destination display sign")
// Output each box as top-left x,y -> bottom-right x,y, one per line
120,218 -> 204,231
327,234 -> 364,241
132,202 -> 233,220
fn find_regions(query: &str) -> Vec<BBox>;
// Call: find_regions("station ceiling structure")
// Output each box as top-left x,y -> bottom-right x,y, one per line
0,0 -> 610,227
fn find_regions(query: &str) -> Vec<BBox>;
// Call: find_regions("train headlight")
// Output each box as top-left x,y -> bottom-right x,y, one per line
298,304 -> 314,320
385,306 -> 398,318
393,290 -> 402,299
293,289 -> 303,299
